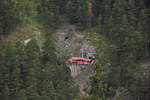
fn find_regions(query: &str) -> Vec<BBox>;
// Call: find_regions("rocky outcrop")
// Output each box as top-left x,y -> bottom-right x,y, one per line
55,25 -> 95,93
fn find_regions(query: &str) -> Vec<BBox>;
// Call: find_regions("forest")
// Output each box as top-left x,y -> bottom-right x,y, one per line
0,0 -> 150,100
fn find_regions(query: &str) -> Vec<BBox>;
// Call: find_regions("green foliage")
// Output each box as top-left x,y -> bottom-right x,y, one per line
81,60 -> 114,100
85,0 -> 150,99
0,0 -> 35,35
86,32 -> 115,63
0,39 -> 78,100
65,0 -> 89,25
0,0 -> 150,100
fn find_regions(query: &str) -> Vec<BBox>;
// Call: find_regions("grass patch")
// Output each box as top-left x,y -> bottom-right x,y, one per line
82,26 -> 116,62
7,12 -> 47,44
82,25 -> 100,33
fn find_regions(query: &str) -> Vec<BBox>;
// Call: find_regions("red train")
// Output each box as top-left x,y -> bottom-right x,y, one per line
66,57 -> 93,64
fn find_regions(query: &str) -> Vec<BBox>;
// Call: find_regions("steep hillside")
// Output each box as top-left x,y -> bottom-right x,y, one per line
0,17 -> 79,100
1,0 -> 150,100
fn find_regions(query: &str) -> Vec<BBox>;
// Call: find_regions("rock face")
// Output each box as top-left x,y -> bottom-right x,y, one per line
56,25 -> 96,58
55,25 -> 96,93
69,63 -> 81,78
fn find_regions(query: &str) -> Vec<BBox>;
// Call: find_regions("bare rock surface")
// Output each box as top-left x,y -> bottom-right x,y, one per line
55,25 -> 95,93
